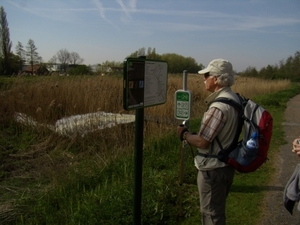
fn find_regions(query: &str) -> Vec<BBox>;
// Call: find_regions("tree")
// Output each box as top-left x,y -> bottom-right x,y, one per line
51,49 -> 84,73
137,47 -> 145,57
129,47 -> 202,73
98,60 -> 122,74
47,55 -> 59,71
68,65 -> 92,75
241,66 -> 258,77
291,51 -> 300,81
56,49 -> 70,72
146,47 -> 160,60
101,60 -> 122,67
129,47 -> 146,58
0,6 -> 12,75
49,55 -> 57,65
15,41 -> 25,71
9,53 -> 22,74
160,53 -> 202,73
26,39 -> 42,74
69,51 -> 84,65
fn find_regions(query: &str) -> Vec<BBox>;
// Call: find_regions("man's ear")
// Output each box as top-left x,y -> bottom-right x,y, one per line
213,76 -> 218,84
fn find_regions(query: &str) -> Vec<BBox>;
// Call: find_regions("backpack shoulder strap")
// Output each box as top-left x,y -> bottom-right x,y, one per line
209,97 -> 243,115
213,96 -> 244,151
199,95 -> 245,159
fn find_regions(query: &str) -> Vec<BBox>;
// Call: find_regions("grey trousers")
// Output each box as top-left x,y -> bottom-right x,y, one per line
197,166 -> 235,225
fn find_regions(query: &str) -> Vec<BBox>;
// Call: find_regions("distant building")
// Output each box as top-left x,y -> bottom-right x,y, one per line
47,64 -> 62,72
22,65 -> 49,75
106,66 -> 123,73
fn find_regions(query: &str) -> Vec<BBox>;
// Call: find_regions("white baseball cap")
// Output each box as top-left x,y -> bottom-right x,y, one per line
198,58 -> 235,76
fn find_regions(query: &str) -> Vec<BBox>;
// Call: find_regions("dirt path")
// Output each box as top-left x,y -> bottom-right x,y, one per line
259,94 -> 300,225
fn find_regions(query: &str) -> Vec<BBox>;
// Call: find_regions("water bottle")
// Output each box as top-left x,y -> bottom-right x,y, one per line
246,132 -> 259,149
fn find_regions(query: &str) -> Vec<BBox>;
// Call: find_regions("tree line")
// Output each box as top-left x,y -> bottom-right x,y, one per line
240,51 -> 300,81
0,6 -> 85,75
128,47 -> 204,73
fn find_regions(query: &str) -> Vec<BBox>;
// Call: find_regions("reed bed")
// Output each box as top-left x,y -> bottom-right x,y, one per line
1,74 -> 290,129
0,74 -> 291,163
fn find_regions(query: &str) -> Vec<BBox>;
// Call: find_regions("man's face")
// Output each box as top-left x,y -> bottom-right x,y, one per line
203,73 -> 218,92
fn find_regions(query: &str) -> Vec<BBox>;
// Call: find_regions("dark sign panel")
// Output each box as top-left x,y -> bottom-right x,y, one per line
123,58 -> 168,110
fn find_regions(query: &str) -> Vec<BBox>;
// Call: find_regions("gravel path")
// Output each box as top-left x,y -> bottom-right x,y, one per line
259,94 -> 300,225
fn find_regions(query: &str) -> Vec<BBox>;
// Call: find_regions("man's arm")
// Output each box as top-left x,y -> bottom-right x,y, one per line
177,107 -> 225,149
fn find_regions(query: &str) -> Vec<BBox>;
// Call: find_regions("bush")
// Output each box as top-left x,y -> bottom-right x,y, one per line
68,65 -> 92,75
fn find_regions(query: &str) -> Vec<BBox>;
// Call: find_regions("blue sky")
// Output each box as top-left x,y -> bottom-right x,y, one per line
2,0 -> 300,72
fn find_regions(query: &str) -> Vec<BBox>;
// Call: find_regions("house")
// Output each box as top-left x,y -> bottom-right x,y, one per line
22,65 -> 49,75
47,64 -> 62,72
106,66 -> 123,74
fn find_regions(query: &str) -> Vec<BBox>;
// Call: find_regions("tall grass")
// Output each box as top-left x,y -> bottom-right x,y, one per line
0,74 -> 295,224
1,74 -> 290,122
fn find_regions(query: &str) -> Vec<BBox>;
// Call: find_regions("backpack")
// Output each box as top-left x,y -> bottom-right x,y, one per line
199,94 -> 273,173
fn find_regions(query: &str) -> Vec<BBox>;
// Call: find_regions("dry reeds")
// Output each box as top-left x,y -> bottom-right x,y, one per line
1,75 -> 290,130
147,74 -> 291,121
0,74 -> 291,154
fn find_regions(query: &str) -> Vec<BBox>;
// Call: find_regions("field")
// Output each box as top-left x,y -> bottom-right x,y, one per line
0,74 -> 298,224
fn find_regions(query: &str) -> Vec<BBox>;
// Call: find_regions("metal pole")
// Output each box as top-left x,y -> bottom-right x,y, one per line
179,70 -> 188,218
134,55 -> 146,225
134,107 -> 144,225
183,70 -> 188,91
180,70 -> 188,185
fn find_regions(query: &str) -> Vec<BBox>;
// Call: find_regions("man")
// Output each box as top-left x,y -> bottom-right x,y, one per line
177,58 -> 240,225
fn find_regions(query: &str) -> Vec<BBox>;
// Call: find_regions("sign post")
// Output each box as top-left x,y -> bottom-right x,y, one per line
175,70 -> 192,218
123,57 -> 168,225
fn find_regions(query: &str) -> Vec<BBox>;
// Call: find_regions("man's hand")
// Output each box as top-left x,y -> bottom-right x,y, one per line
177,125 -> 189,141
292,138 -> 300,157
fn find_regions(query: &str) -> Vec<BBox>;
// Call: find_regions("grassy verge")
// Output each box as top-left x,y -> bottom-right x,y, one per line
1,83 -> 300,225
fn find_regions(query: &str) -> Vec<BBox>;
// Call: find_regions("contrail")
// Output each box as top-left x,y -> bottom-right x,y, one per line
92,0 -> 119,29
116,0 -> 137,17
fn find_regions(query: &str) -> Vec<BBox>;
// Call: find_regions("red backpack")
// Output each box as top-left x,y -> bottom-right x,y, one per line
199,94 -> 273,173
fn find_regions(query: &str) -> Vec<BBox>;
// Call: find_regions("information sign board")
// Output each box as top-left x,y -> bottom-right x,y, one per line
123,58 -> 168,110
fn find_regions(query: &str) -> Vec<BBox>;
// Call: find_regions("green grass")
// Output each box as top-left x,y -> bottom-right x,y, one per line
1,83 -> 300,225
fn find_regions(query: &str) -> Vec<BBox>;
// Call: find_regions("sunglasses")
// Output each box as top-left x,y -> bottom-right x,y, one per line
204,73 -> 211,79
